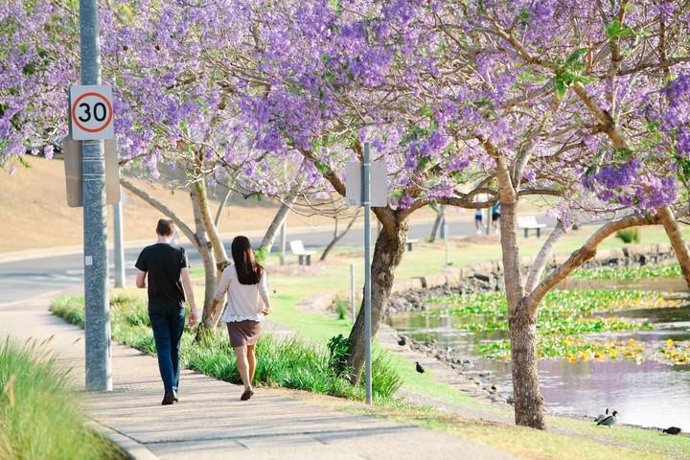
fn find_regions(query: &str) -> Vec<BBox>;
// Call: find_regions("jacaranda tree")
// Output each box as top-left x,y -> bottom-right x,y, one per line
3,0 -> 689,430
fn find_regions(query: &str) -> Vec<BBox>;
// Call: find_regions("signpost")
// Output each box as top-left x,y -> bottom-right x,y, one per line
345,143 -> 387,405
62,136 -> 119,207
76,0 -> 112,392
345,160 -> 387,207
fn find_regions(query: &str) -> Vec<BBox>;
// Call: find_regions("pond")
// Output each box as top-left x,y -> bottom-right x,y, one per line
386,278 -> 690,432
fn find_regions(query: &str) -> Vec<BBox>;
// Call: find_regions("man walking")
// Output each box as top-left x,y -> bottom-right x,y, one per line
135,219 -> 198,405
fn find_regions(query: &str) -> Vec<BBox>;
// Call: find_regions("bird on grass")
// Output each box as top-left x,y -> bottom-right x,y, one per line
662,426 -> 681,435
397,336 -> 407,346
594,408 -> 609,423
415,361 -> 425,373
597,410 -> 618,426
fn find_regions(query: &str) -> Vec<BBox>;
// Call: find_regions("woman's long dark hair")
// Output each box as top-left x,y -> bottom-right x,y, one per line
231,236 -> 263,285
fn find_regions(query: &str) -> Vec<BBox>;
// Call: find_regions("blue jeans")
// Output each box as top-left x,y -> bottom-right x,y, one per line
149,306 -> 185,394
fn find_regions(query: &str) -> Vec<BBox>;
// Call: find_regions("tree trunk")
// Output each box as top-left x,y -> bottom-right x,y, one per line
214,186 -> 232,228
192,181 -> 229,270
509,301 -> 545,429
260,177 -> 303,254
190,182 -> 228,330
499,196 -> 545,428
428,207 -> 444,243
189,188 -> 218,326
320,211 -> 359,261
346,215 -> 408,385
260,201 -> 292,252
491,151 -> 547,428
657,206 -> 690,289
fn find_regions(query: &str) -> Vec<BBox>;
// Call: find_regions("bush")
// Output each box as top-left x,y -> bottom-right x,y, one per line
327,333 -> 351,376
615,227 -> 640,244
0,340 -> 121,459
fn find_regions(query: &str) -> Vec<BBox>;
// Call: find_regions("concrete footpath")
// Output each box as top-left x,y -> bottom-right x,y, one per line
0,290 -> 514,460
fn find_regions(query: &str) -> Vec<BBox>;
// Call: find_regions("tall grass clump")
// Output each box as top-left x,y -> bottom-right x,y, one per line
50,296 -> 85,327
332,297 -> 349,321
185,330 -> 401,400
0,340 -> 121,459
615,227 -> 640,244
52,293 -> 402,401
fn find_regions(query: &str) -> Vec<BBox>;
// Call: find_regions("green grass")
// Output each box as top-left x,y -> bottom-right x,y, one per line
0,339 -> 122,459
571,264 -> 683,281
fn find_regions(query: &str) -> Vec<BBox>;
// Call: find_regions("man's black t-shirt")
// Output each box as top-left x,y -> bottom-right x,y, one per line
135,243 -> 189,309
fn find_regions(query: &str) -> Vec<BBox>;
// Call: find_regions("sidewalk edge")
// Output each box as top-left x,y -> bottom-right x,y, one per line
86,419 -> 158,460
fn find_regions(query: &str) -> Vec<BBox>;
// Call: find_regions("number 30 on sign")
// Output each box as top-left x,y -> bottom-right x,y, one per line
69,85 -> 115,141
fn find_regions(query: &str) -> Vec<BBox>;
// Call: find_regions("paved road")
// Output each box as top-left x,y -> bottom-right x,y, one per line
0,218 -> 478,305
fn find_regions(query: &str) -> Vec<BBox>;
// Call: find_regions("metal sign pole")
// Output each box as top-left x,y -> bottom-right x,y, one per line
80,0 -> 111,391
444,218 -> 449,266
350,263 -> 355,325
363,143 -> 372,405
113,198 -> 125,287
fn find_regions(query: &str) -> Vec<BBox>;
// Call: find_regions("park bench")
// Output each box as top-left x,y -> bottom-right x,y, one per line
405,238 -> 419,251
517,215 -> 547,238
289,240 -> 316,265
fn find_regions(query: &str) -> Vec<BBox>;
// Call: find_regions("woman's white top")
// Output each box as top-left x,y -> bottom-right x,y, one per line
212,263 -> 269,323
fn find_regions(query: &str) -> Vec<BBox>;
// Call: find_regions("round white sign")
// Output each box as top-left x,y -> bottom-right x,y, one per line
69,85 -> 115,140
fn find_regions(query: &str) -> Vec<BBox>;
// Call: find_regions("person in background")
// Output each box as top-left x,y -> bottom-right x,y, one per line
135,219 -> 198,405
211,236 -> 271,401
474,208 -> 484,235
491,202 -> 501,233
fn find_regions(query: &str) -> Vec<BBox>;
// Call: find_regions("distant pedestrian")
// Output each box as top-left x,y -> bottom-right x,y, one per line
135,219 -> 198,405
211,236 -> 272,401
491,202 -> 501,233
474,208 -> 484,235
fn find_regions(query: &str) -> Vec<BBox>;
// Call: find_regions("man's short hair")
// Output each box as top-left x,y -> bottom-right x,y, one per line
156,219 -> 175,236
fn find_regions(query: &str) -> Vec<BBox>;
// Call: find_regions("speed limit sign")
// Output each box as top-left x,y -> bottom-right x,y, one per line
69,85 -> 115,140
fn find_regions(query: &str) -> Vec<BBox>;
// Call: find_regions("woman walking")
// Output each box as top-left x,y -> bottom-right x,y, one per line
211,236 -> 272,401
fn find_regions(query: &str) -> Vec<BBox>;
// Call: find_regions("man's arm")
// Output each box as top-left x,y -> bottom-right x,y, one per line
180,267 -> 198,326
135,270 -> 146,289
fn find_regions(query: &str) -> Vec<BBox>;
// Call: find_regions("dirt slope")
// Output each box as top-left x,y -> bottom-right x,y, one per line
0,157 -> 339,253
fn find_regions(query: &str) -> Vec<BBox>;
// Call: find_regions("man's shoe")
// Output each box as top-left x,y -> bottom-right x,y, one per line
172,390 -> 178,402
240,389 -> 254,401
162,392 -> 176,405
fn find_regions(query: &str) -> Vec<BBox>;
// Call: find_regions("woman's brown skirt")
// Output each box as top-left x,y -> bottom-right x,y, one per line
226,320 -> 261,347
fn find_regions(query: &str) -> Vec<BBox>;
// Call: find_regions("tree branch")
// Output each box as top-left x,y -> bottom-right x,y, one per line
525,220 -> 566,293
120,178 -> 200,251
527,214 -> 659,314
